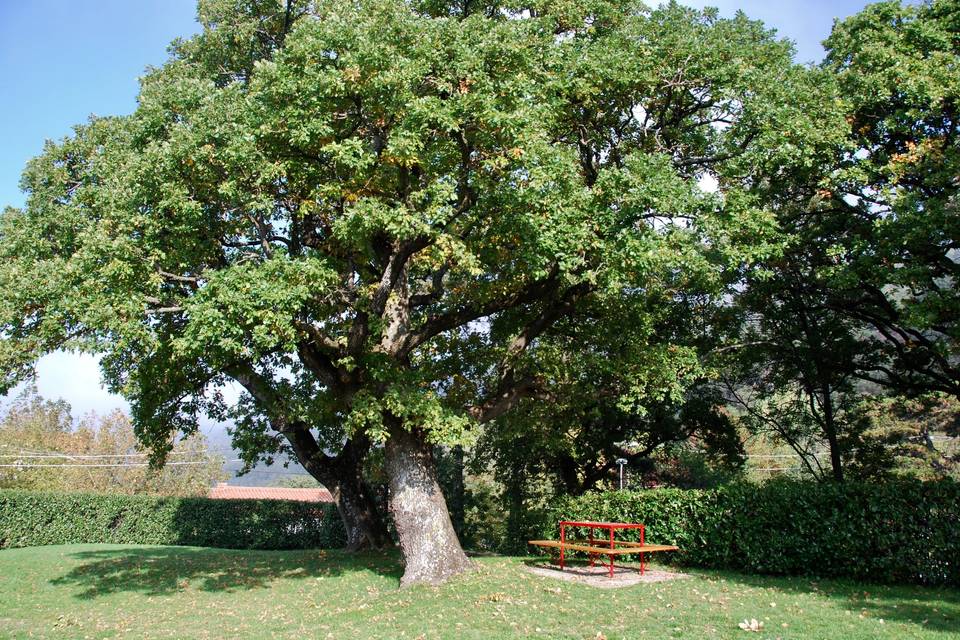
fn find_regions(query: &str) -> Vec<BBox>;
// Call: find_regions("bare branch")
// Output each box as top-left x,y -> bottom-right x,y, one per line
157,270 -> 201,285
145,306 -> 185,316
399,266 -> 562,357
244,211 -> 274,259
468,280 -> 594,424
144,295 -> 184,315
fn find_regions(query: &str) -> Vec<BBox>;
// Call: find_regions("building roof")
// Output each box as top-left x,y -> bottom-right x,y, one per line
208,482 -> 334,503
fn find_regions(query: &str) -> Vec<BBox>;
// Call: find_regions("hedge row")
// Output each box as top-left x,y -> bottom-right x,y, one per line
0,490 -> 345,550
548,479 -> 960,586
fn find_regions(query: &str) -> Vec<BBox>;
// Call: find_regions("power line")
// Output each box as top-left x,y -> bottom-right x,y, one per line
0,448 -> 236,460
0,459 -> 242,469
745,453 -> 826,459
0,452 -> 226,460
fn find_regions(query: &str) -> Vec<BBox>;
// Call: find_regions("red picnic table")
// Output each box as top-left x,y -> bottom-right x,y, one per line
529,520 -> 678,577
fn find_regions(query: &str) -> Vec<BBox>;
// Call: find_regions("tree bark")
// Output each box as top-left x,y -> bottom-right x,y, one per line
327,471 -> 392,551
821,383 -> 845,482
450,445 -> 465,538
384,422 -> 472,586
302,441 -> 391,551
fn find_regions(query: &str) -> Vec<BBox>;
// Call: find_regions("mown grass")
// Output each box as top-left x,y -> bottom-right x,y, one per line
0,544 -> 957,639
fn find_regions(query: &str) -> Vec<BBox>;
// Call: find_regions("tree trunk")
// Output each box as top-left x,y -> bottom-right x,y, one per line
384,423 -> 472,586
303,447 -> 391,550
505,459 -> 526,554
556,454 -> 582,495
821,384 -> 844,482
332,435 -> 392,550
450,445 -> 465,538
328,471 -> 392,551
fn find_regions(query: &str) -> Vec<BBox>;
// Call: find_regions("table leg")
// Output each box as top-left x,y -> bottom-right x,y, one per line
640,525 -> 645,575
559,524 -> 565,571
609,528 -> 615,577
589,527 -> 595,567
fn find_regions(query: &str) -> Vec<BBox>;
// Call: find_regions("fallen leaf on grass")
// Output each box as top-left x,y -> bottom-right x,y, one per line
738,618 -> 764,632
476,592 -> 507,603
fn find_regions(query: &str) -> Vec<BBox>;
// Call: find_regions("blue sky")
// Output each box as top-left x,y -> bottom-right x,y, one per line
0,0 -> 877,418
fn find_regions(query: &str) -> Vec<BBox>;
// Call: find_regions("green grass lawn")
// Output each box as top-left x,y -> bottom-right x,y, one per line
0,545 -> 957,639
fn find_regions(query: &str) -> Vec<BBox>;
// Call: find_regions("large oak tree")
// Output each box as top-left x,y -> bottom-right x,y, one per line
0,0 -> 834,584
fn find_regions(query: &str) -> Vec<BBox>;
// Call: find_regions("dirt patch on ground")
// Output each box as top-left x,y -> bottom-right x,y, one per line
525,561 -> 689,588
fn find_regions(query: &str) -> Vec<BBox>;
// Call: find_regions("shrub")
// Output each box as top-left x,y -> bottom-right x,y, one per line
547,479 -> 960,586
0,490 -> 345,550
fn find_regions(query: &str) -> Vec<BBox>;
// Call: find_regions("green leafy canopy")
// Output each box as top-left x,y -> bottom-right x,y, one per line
0,0 -> 840,465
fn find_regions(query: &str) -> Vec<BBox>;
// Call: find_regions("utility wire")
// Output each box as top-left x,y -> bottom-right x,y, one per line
0,450 -> 233,459
745,453 -> 826,459
0,459 -> 243,468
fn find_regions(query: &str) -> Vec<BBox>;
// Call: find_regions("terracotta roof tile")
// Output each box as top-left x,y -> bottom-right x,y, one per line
208,483 -> 334,503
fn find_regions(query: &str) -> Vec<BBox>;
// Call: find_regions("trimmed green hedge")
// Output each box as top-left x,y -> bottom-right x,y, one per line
548,479 -> 960,586
0,490 -> 345,550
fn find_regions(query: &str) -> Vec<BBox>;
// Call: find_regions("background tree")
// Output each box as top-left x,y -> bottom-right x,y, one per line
725,0 -> 960,482
472,284 -> 744,527
820,0 -> 960,397
0,386 -> 225,495
0,0 -> 840,584
855,393 -> 960,479
727,268 -> 869,481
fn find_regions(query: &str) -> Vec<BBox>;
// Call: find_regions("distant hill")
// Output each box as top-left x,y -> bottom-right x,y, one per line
201,420 -> 316,487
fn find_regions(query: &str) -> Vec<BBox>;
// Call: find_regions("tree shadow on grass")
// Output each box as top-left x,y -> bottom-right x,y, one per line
699,570 -> 960,635
50,547 -> 403,600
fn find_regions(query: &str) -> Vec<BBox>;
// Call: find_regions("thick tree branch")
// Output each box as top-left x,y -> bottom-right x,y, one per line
226,363 -> 337,471
158,270 -> 201,285
468,375 -> 549,424
294,320 -> 343,353
399,266 -> 563,357
347,236 -> 431,355
409,264 -> 450,309
227,362 -> 373,484
297,341 -> 349,391
468,280 -> 594,424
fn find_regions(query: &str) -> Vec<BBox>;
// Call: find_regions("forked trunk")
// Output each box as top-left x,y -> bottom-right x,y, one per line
331,469 -> 392,551
385,423 -> 472,586
304,446 -> 391,551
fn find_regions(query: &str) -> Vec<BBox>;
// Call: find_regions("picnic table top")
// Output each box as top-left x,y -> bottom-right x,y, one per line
559,520 -> 645,529
528,540 -> 679,554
